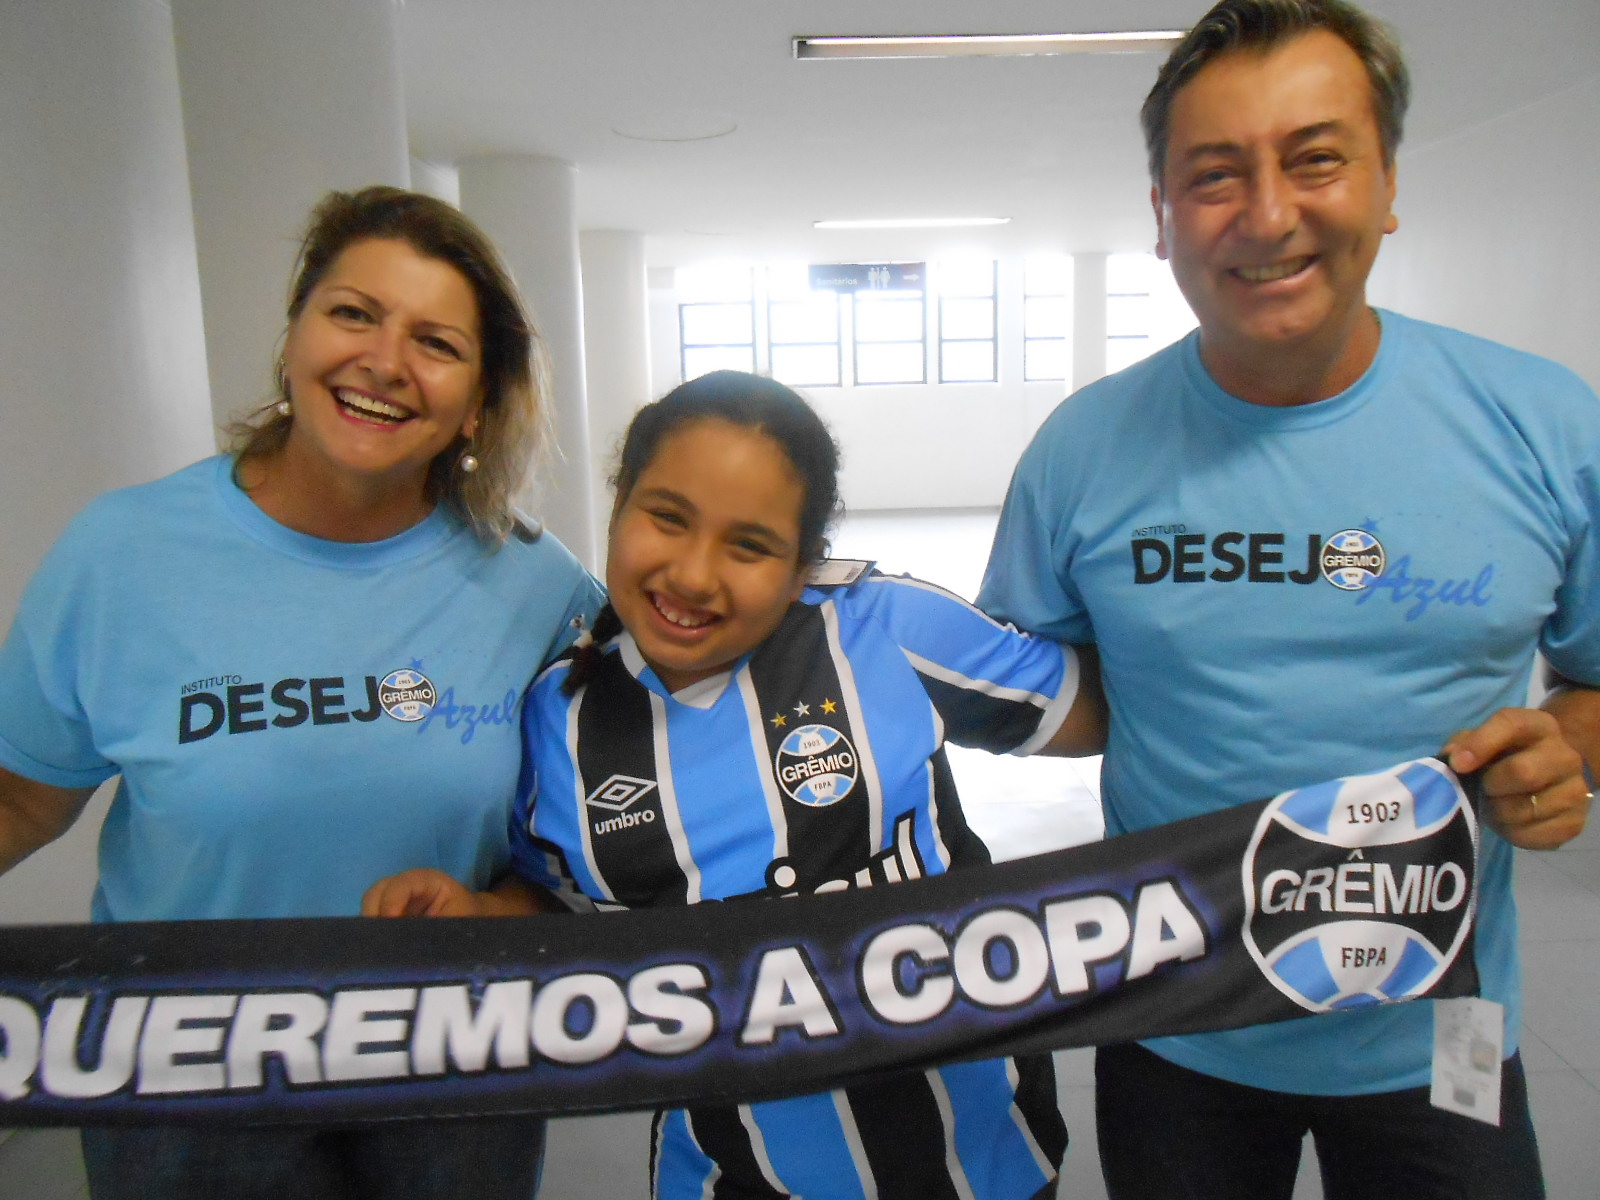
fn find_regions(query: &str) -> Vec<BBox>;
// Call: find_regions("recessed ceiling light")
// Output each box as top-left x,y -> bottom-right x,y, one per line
610,108 -> 738,142
794,32 -> 1183,60
814,217 -> 1012,230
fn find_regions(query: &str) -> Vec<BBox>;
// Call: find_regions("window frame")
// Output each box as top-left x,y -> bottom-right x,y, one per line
850,286 -> 928,386
764,276 -> 843,389
676,267 -> 757,382
936,260 -> 998,384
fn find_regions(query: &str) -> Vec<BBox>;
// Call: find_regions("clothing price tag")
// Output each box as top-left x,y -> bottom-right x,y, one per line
809,559 -> 873,587
1431,997 -> 1503,1125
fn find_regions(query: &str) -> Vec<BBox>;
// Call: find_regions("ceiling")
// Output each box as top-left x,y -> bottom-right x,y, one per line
402,0 -> 1600,267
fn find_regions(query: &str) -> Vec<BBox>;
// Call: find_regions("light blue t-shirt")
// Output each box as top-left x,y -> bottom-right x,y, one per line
0,456 -> 603,922
979,311 -> 1600,1095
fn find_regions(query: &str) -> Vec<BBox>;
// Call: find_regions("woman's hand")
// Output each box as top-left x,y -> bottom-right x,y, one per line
361,869 -> 548,917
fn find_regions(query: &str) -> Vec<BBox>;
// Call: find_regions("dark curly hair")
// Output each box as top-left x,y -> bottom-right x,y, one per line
566,370 -> 844,692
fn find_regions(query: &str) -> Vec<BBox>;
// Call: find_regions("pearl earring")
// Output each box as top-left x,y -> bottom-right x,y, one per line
274,399 -> 292,418
459,452 -> 480,474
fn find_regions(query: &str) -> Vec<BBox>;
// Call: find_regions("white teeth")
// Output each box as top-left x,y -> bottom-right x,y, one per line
334,388 -> 410,421
1236,258 -> 1312,283
653,595 -> 713,629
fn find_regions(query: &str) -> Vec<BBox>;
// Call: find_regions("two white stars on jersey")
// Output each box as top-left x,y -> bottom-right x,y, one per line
770,697 -> 838,727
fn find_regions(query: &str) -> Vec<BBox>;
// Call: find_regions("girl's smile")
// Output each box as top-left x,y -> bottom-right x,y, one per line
607,418 -> 809,692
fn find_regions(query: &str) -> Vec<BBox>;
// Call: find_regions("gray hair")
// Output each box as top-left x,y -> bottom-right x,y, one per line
1142,0 -> 1409,188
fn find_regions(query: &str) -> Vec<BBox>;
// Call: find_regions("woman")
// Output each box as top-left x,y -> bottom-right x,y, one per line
0,187 -> 602,1198
368,370 -> 1106,1200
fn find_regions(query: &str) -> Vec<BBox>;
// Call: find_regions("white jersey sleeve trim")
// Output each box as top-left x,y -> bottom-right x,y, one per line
877,574 -> 1015,632
1011,644 -> 1080,757
899,647 -> 1060,711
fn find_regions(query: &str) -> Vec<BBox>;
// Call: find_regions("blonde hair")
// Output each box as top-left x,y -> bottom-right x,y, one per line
229,186 -> 548,544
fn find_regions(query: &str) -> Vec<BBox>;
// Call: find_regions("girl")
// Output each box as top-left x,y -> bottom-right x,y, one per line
367,369 -> 1105,1200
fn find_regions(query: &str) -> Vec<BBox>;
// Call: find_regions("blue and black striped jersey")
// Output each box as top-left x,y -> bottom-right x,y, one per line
512,569 -> 1078,1199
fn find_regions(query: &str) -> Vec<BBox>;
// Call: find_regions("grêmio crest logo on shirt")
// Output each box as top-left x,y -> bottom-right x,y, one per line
1127,525 -> 1495,621
176,665 -> 521,747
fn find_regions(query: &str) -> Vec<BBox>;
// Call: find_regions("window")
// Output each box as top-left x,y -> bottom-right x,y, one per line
936,259 -> 997,383
673,258 -> 1045,389
676,265 -> 755,381
1023,256 -> 1073,381
853,283 -> 926,385
766,264 -> 842,387
1106,253 -> 1197,374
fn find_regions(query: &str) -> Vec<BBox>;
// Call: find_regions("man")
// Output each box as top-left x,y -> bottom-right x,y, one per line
978,1 -> 1599,1196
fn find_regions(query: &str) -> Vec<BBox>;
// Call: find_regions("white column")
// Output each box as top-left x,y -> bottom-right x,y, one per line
458,156 -> 599,568
170,0 -> 410,431
410,157 -> 462,208
647,267 -> 685,393
0,0 -> 213,616
580,230 -> 653,556
1071,252 -> 1109,394
0,0 -> 212,922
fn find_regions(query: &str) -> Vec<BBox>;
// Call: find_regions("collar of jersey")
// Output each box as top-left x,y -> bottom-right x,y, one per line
617,633 -> 734,709
213,455 -> 456,568
1182,308 -> 1399,431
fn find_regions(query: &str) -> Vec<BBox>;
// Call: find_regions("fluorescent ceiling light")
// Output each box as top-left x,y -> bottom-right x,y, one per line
794,32 -> 1184,60
814,217 -> 1011,230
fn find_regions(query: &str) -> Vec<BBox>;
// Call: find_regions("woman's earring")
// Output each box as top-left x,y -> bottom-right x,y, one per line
459,450 -> 480,474
274,399 -> 292,418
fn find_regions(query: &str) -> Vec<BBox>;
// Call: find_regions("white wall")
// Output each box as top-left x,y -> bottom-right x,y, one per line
170,0 -> 410,431
649,255 -> 1078,513
1368,75 -> 1600,390
0,0 -> 213,922
812,379 -> 1066,512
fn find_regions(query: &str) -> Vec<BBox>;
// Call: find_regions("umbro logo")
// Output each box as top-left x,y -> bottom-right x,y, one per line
586,774 -> 659,812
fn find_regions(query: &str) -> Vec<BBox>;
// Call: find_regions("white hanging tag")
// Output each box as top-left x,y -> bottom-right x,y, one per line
1430,997 -> 1503,1125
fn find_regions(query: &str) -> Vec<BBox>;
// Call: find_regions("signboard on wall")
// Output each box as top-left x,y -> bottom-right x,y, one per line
809,263 -> 925,292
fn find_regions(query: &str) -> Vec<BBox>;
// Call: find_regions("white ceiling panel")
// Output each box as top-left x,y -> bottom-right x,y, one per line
402,0 -> 1600,264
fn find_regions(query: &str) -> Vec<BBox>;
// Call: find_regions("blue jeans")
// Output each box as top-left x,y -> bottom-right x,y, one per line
81,1114 -> 546,1200
1095,1042 -> 1543,1200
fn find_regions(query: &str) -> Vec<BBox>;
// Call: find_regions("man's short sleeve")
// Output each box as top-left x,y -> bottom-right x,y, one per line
1541,415 -> 1600,685
978,433 -> 1095,644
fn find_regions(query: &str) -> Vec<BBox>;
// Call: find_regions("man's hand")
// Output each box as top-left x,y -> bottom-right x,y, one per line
1443,708 -> 1591,849
362,868 -> 486,917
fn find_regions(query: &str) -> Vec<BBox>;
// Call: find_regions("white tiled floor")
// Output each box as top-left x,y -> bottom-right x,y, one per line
3,508 -> 1597,1200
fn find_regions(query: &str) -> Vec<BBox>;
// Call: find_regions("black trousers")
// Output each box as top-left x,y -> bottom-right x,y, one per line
1095,1042 -> 1544,1200
81,1113 -> 546,1200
